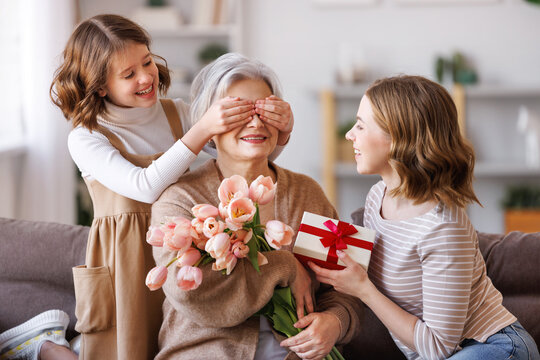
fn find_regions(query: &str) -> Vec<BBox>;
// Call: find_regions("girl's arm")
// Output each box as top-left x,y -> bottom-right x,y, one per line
68,98 -> 255,204
68,129 -> 196,204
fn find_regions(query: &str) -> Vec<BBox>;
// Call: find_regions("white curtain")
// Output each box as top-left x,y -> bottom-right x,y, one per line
17,0 -> 77,224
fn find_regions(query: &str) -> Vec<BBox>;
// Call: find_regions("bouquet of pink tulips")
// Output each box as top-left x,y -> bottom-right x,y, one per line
145,174 -> 345,360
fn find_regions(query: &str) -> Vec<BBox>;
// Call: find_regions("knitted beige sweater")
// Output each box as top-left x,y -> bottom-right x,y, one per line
152,160 -> 362,360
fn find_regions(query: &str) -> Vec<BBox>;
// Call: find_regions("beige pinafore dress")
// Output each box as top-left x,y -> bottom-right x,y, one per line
72,99 -> 183,360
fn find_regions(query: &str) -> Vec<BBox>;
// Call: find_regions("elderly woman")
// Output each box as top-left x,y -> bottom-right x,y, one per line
151,53 -> 361,360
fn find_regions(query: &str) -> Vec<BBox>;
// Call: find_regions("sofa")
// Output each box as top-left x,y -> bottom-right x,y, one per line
1,214 -> 539,359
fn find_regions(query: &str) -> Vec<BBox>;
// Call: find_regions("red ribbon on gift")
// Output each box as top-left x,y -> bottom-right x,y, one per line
298,220 -> 373,264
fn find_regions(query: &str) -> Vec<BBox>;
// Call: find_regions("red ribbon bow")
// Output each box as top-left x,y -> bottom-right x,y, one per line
298,219 -> 373,265
320,220 -> 358,251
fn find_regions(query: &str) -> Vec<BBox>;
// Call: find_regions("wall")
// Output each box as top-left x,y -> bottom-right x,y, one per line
79,0 -> 540,231
241,0 -> 540,231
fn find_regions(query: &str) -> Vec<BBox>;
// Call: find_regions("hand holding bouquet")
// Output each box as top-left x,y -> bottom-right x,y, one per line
145,174 -> 344,360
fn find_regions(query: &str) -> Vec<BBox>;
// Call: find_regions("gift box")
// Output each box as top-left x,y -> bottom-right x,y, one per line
293,211 -> 376,270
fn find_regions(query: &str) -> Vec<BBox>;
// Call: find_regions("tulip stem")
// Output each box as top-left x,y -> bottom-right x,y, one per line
166,256 -> 179,268
193,253 -> 209,268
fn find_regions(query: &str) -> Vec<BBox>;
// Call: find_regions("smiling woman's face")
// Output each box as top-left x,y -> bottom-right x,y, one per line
213,78 -> 279,162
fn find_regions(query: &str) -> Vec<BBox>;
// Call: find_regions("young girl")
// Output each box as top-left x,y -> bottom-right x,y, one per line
309,75 -> 540,359
43,14 -> 292,360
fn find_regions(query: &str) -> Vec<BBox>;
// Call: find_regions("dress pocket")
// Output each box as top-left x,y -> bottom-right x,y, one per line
72,265 -> 115,333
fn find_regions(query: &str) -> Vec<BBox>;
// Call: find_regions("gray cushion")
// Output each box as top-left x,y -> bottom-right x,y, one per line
0,217 -> 88,340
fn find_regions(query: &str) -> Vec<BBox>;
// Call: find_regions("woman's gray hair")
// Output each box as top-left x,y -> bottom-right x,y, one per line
189,53 -> 283,128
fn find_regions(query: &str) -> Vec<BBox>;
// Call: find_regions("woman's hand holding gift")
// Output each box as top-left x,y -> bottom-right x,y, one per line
309,249 -> 375,302
255,95 -> 294,146
280,311 -> 341,360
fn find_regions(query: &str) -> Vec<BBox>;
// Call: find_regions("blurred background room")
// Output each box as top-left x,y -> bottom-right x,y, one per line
1,0 -> 540,234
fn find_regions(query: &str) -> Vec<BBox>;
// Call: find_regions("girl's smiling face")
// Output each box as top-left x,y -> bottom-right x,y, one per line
213,78 -> 279,162
346,95 -> 392,177
99,41 -> 159,108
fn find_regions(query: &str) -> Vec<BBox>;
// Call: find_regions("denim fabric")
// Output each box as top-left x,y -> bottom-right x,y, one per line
448,321 -> 540,360
254,317 -> 288,360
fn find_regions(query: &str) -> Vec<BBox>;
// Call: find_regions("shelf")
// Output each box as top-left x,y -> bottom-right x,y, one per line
474,162 -> 540,178
322,84 -> 370,100
333,162 -> 540,179
463,84 -> 540,99
150,25 -> 234,39
0,140 -> 26,159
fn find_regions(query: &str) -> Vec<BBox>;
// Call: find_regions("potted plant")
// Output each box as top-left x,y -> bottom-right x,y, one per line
336,120 -> 356,163
198,43 -> 228,67
501,185 -> 540,233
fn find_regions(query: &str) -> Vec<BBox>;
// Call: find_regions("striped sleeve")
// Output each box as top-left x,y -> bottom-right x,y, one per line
413,207 -> 476,359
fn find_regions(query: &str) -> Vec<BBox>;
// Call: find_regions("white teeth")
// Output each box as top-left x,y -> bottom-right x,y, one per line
136,85 -> 152,95
242,137 -> 265,140
354,149 -> 361,154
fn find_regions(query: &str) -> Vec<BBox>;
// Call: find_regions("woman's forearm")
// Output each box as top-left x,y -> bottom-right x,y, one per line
360,283 -> 418,351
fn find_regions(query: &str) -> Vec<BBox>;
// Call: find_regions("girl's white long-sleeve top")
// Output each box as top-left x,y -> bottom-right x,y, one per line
68,99 -> 286,204
68,99 -> 195,204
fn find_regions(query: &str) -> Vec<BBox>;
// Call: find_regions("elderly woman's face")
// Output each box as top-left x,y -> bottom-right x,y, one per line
213,78 -> 279,161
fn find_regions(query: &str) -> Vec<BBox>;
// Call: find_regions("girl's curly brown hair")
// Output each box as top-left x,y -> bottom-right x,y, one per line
365,75 -> 480,208
50,14 -> 170,131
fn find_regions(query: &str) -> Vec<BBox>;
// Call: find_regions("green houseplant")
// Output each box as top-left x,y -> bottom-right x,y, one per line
336,120 -> 356,162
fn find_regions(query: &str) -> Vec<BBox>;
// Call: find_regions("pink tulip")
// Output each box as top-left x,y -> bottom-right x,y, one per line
146,266 -> 168,291
202,217 -> 226,238
205,232 -> 231,259
164,231 -> 192,253
176,266 -> 203,291
230,229 -> 253,244
265,220 -> 295,249
177,247 -> 202,267
191,218 -> 205,237
249,175 -> 276,205
192,204 -> 219,221
218,202 -> 228,219
225,217 -> 243,231
146,226 -> 165,247
193,236 -> 208,251
160,219 -> 177,235
218,175 -> 249,206
173,217 -> 196,239
232,241 -> 249,258
212,252 -> 238,275
227,197 -> 256,225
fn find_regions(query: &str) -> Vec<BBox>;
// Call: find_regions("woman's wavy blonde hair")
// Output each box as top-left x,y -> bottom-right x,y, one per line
50,14 -> 170,131
365,75 -> 480,208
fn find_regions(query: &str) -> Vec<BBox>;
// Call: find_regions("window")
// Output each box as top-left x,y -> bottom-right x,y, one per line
0,1 -> 24,147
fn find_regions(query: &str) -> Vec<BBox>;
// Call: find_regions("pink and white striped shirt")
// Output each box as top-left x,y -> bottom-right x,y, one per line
364,181 -> 516,359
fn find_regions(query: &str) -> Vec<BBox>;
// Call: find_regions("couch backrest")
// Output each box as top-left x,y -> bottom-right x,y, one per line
0,217 -> 89,340
478,230 -> 540,345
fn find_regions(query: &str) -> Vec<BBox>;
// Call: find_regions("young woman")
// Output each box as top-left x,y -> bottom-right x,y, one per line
310,75 -> 540,359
